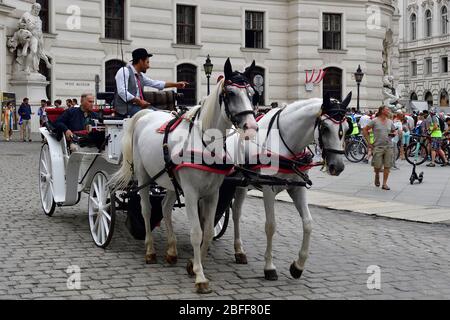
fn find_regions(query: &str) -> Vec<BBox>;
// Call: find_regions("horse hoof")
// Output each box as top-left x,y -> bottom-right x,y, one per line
145,254 -> 157,265
264,269 -> 278,281
290,262 -> 304,279
235,253 -> 248,265
196,282 -> 212,294
186,260 -> 195,277
166,255 -> 178,265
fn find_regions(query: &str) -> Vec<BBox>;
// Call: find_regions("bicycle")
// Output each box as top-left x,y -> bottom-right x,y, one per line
344,135 -> 367,163
405,134 -> 447,165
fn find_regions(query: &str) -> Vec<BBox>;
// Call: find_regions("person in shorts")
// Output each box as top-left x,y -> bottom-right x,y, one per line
426,107 -> 449,167
363,106 -> 397,190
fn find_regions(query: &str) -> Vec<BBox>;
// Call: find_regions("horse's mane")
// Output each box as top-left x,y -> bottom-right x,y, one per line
198,78 -> 224,131
283,98 -> 323,115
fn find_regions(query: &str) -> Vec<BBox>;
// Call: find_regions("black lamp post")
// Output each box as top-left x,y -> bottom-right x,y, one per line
203,55 -> 213,95
354,65 -> 365,113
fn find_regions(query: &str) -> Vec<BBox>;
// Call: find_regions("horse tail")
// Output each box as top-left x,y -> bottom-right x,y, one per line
109,110 -> 152,190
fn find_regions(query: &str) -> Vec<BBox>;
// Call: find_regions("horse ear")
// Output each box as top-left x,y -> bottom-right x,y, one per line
224,58 -> 233,81
244,60 -> 256,79
323,91 -> 331,110
341,92 -> 353,109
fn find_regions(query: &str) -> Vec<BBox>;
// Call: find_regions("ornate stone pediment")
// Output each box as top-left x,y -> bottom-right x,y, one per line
407,3 -> 419,13
437,0 -> 449,6
421,0 -> 435,10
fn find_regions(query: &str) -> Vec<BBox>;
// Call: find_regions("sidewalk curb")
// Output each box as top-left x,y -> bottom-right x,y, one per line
247,190 -> 450,226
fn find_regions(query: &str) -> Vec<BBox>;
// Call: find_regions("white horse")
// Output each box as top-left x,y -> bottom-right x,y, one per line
230,92 -> 352,281
110,59 -> 258,294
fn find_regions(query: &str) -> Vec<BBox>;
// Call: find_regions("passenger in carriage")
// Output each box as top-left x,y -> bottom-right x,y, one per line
114,48 -> 189,118
55,93 -> 99,151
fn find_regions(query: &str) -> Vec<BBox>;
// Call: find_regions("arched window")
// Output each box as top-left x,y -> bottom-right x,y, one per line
424,91 -> 434,107
425,10 -> 432,38
410,92 -> 418,101
177,64 -> 197,106
39,58 -> 52,99
411,13 -> 417,40
36,0 -> 49,34
323,67 -> 342,101
440,89 -> 449,107
105,0 -> 125,39
105,60 -> 125,93
442,7 -> 448,35
246,66 -> 266,106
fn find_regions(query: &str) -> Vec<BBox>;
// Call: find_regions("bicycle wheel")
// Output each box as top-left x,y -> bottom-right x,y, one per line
405,143 -> 427,165
345,140 -> 367,163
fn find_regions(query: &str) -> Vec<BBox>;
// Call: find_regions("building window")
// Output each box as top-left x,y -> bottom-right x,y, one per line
441,56 -> 448,73
443,7 -> 449,35
424,91 -> 434,107
323,67 -> 342,101
177,64 -> 197,106
440,90 -> 449,107
411,13 -> 417,40
245,11 -> 264,49
411,60 -> 417,77
323,14 -> 342,50
425,58 -> 432,75
36,0 -> 49,34
105,60 -> 125,93
425,10 -> 432,38
410,92 -> 418,101
105,0 -> 125,40
177,5 -> 196,45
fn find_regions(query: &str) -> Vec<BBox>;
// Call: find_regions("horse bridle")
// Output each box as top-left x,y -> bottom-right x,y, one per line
315,108 -> 348,158
219,77 -> 256,127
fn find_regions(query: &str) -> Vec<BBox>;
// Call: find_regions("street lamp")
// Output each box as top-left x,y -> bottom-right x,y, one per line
203,55 -> 213,95
354,65 -> 365,113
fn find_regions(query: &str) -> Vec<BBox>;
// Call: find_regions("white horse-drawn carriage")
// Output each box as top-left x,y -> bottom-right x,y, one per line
38,59 -> 353,294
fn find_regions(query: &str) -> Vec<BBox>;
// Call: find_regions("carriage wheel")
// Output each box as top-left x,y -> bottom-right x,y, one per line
88,172 -> 116,248
39,143 -> 56,216
213,205 -> 230,241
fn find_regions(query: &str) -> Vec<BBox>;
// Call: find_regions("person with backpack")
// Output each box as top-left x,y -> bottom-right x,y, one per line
426,107 -> 449,167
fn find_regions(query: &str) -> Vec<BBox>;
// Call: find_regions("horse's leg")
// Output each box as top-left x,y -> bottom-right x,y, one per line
135,159 -> 156,265
287,187 -> 313,279
263,187 -> 278,281
232,187 -> 248,264
200,193 -> 220,261
162,190 -> 178,265
183,186 -> 211,294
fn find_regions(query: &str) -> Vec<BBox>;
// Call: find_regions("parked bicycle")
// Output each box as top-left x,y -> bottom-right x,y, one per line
405,134 -> 447,165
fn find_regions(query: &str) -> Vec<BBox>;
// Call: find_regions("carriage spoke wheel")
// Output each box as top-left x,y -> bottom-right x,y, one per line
213,205 -> 230,241
39,144 -> 56,216
88,172 -> 116,248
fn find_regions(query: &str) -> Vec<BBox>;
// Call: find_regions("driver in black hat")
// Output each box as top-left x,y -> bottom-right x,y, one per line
114,48 -> 188,117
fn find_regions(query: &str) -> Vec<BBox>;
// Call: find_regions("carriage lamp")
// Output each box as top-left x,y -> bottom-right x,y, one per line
204,55 -> 214,95
354,65 -> 364,113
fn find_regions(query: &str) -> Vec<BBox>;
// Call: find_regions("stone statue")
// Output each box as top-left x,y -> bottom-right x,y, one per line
7,3 -> 51,75
382,29 -> 394,76
383,75 -> 403,112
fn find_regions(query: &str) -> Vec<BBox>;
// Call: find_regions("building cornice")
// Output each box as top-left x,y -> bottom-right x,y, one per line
0,2 -> 15,15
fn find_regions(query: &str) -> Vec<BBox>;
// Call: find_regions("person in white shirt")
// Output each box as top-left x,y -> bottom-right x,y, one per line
114,48 -> 188,117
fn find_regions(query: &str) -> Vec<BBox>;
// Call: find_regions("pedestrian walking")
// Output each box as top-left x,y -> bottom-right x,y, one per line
2,101 -> 16,142
18,98 -> 33,142
363,106 -> 397,191
38,100 -> 48,142
72,98 -> 79,108
65,99 -> 73,109
426,107 -> 449,167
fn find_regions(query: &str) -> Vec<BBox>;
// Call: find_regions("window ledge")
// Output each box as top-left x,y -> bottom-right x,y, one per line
318,49 -> 348,54
171,43 -> 203,49
100,38 -> 132,45
240,47 -> 271,53
439,35 -> 448,41
44,33 -> 58,39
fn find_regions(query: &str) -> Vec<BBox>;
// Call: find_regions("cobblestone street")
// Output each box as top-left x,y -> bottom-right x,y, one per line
1,140 -> 450,300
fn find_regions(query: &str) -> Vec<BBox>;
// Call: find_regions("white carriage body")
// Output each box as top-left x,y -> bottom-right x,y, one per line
39,119 -> 128,206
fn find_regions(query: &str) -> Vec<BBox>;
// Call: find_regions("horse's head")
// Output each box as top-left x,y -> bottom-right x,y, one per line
221,58 -> 258,139
316,92 -> 352,176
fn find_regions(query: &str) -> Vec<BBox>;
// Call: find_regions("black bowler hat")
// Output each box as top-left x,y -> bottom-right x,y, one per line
131,48 -> 153,62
